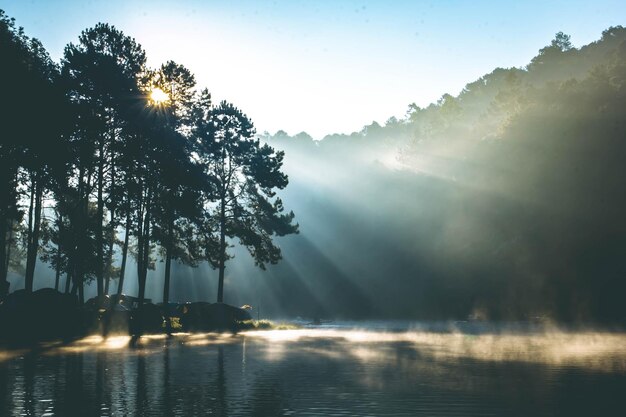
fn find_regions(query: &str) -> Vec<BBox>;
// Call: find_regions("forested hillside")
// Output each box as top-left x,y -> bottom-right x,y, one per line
261,28 -> 626,323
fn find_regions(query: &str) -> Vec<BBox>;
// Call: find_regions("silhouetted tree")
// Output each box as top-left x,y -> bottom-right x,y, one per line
195,101 -> 298,303
1,10 -> 67,295
61,23 -> 146,301
147,62 -> 206,332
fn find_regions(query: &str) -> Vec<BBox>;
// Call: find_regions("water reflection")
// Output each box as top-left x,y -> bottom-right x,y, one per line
243,328 -> 626,372
162,342 -> 171,416
0,326 -> 624,416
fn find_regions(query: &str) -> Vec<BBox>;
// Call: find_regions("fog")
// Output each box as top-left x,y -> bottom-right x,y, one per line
12,27 -> 626,324
224,28 -> 626,323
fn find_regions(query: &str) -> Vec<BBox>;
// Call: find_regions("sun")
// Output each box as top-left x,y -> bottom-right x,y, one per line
150,87 -> 169,104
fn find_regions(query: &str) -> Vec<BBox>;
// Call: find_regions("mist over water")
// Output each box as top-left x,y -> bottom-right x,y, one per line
2,323 -> 626,416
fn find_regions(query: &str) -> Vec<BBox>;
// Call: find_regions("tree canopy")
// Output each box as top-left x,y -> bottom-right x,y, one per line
0,10 -> 298,311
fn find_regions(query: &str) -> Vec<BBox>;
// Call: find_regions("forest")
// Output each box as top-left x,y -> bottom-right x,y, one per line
259,28 -> 626,324
2,7 -> 626,325
0,9 -> 298,319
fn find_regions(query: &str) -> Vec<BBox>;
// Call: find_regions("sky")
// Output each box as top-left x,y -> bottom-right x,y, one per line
1,0 -> 625,138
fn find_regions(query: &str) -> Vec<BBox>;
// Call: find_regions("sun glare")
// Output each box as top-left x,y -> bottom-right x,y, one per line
150,87 -> 169,104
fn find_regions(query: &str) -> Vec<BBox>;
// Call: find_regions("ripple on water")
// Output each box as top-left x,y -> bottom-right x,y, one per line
0,326 -> 625,416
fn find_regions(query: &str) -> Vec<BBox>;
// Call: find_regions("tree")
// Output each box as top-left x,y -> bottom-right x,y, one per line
0,10 -> 68,295
150,63 -> 206,331
195,101 -> 298,303
2,10 -> 298,314
40,206 -> 68,291
61,23 -> 147,301
527,31 -> 576,78
551,31 -> 573,51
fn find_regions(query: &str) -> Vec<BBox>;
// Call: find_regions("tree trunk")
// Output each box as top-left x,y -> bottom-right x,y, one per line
135,185 -> 152,335
134,196 -> 150,337
0,211 -> 7,299
103,269 -> 110,294
54,212 -> 63,291
71,260 -> 80,297
136,209 -> 144,301
72,165 -> 87,305
54,250 -> 61,291
64,268 -> 72,294
116,211 -> 131,297
217,196 -> 226,303
163,247 -> 172,334
25,177 -> 35,292
163,210 -> 173,335
104,208 -> 114,295
134,217 -> 144,335
25,173 -> 43,293
105,139 -> 116,295
0,218 -> 11,299
3,219 -> 13,285
0,163 -> 7,297
138,196 -> 151,305
65,242 -> 74,294
78,277 -> 84,304
96,139 -> 104,298
0,165 -> 17,298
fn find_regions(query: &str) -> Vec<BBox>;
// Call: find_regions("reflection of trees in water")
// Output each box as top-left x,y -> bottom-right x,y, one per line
0,359 -> 8,416
167,343 -> 231,415
0,353 -> 42,415
249,377 -> 286,416
156,339 -> 287,415
161,341 -> 171,416
55,352 -> 96,415
0,345 -> 254,415
51,355 -> 62,414
61,353 -> 82,414
23,353 -> 35,416
135,354 -> 147,416
95,352 -> 108,414
216,345 -> 228,417
2,334 -> 625,416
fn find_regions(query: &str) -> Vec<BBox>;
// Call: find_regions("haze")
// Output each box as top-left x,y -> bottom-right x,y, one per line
2,1 -> 626,324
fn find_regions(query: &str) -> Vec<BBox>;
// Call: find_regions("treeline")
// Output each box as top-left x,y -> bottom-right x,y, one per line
0,10 -> 297,306
262,29 -> 626,323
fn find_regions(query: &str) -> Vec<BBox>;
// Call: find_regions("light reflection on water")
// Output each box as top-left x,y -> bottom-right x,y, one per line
1,323 -> 626,416
243,328 -> 626,372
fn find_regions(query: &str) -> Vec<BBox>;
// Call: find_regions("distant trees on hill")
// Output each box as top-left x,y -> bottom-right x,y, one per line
262,28 -> 626,323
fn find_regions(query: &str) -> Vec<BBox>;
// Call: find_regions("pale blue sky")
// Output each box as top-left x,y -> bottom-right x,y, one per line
1,0 -> 625,138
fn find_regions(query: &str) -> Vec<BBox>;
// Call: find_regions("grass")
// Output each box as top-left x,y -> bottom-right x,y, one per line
162,317 -> 183,331
237,320 -> 300,331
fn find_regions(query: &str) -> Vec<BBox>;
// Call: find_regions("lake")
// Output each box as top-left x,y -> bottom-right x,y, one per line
1,321 -> 625,416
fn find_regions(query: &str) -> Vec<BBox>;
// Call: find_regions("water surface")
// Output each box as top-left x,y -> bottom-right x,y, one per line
1,322 -> 625,416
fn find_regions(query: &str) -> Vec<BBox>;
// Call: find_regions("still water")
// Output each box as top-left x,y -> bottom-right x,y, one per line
1,322 -> 626,416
